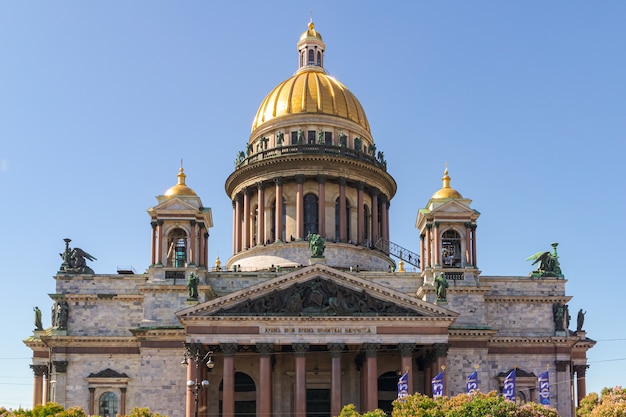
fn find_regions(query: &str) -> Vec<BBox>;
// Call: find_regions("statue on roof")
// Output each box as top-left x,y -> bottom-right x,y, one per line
59,239 -> 96,274
526,243 -> 562,278
187,273 -> 199,300
307,232 -> 326,258
434,272 -> 449,302
34,307 -> 43,331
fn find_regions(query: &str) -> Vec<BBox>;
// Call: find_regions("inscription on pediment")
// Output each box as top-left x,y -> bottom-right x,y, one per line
216,277 -> 421,317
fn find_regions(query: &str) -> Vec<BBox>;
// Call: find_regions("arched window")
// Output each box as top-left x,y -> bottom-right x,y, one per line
317,51 -> 322,66
363,204 -> 370,246
253,205 -> 258,246
334,198 -> 351,242
99,391 -> 119,417
308,49 -> 314,65
304,193 -> 319,235
441,229 -> 462,267
167,228 -> 187,267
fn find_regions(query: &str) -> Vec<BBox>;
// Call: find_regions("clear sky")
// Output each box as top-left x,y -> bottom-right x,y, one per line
1,1 -> 625,410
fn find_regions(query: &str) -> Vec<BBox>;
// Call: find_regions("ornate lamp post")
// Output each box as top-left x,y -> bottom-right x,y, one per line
183,343 -> 214,417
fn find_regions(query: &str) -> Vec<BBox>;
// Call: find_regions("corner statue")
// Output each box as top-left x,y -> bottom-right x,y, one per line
59,238 -> 97,274
526,242 -> 562,278
434,272 -> 449,301
34,307 -> 43,331
307,232 -> 326,257
187,273 -> 199,300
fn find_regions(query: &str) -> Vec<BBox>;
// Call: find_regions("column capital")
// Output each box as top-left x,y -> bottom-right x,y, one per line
328,343 -> 345,357
434,221 -> 441,228
220,343 -> 238,356
157,219 -> 164,226
293,343 -> 310,356
53,360 -> 68,373
151,221 -> 158,229
425,223 -> 433,230
338,177 -> 347,186
189,219 -> 196,226
433,343 -> 449,358
274,177 -> 283,186
556,360 -> 570,372
295,175 -> 305,184
256,343 -> 274,356
399,343 -> 415,357
357,182 -> 364,191
464,221 -> 472,229
317,175 -> 326,184
30,364 -> 48,377
471,223 -> 477,231
364,343 -> 380,357
256,181 -> 264,190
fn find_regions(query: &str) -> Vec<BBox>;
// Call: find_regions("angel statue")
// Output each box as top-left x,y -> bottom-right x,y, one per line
307,232 -> 326,258
59,238 -> 97,274
526,242 -> 562,278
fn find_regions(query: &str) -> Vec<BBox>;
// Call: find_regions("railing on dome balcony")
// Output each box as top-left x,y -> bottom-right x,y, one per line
235,144 -> 388,171
374,238 -> 420,268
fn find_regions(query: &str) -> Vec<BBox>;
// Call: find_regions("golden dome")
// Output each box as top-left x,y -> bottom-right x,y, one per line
251,69 -> 370,133
164,167 -> 197,197
300,21 -> 322,42
431,168 -> 463,199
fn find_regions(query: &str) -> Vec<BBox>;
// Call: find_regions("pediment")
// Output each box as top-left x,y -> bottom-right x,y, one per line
178,264 -> 456,319
149,197 -> 200,213
431,199 -> 474,214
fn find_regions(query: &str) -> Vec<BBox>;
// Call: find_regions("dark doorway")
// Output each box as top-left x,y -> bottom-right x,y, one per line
307,388 -> 330,417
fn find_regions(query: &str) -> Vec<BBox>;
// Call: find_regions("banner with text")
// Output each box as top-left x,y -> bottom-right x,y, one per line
538,371 -> 550,405
432,371 -> 445,398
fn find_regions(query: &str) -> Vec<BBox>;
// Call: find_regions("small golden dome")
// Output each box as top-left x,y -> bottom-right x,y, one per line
251,69 -> 370,133
431,167 -> 463,199
300,21 -> 323,42
164,167 -> 197,197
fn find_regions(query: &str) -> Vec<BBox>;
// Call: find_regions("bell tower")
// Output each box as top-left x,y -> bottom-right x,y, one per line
416,167 -> 480,284
147,167 -> 213,274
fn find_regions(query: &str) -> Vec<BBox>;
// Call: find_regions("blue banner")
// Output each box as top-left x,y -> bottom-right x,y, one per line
503,369 -> 516,401
432,370 -> 445,398
466,370 -> 478,393
538,371 -> 550,405
397,371 -> 409,400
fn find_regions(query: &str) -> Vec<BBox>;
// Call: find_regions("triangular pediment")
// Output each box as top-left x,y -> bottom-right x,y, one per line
178,264 -> 456,320
149,197 -> 200,213
431,199 -> 474,214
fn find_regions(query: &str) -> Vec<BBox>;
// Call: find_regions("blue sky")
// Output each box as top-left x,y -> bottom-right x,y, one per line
1,1 -> 625,409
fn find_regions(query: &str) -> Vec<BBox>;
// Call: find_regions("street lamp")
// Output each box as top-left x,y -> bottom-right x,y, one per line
183,343 -> 214,417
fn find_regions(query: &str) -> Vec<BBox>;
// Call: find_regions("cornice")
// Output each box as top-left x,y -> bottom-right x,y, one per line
484,295 -> 572,304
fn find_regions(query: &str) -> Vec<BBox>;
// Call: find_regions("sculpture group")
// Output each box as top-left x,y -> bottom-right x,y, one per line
59,238 -> 96,274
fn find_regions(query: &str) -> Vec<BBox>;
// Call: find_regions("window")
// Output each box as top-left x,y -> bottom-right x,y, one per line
363,205 -> 370,246
304,194 -> 319,235
324,132 -> 333,145
308,49 -> 314,65
291,131 -> 298,145
317,51 -> 322,66
307,130 -> 316,144
167,228 -> 187,267
99,392 -> 118,417
270,197 -> 287,242
335,198 -> 351,242
441,229 -> 462,267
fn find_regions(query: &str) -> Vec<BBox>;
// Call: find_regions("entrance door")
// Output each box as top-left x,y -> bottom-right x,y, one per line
307,388 -> 330,417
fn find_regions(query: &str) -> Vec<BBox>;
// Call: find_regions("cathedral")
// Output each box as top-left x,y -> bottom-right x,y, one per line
25,21 -> 594,417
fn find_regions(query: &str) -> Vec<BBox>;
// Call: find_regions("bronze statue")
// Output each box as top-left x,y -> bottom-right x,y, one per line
34,307 -> 43,331
577,309 -> 586,332
276,130 -> 284,146
434,273 -> 448,301
526,243 -> 562,277
552,303 -> 567,331
307,232 -> 326,257
297,129 -> 304,143
57,301 -> 69,330
187,273 -> 199,300
59,239 -> 96,274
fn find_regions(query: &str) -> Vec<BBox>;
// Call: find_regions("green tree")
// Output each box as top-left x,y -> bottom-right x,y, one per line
578,386 -> 626,417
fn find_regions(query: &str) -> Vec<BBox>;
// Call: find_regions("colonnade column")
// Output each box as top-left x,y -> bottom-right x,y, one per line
471,224 -> 477,267
464,222 -> 472,266
257,343 -> 273,417
221,343 -> 238,417
243,188 -> 251,249
433,344 -> 448,396
150,221 -> 157,265
156,220 -> 164,265
234,197 -> 241,253
425,224 -> 432,268
120,388 -> 127,416
275,177 -> 283,242
574,365 -> 588,407
88,388 -> 95,416
30,364 -> 46,407
185,355 -> 194,417
339,178 -> 347,242
364,344 -> 379,411
189,220 -> 197,265
433,222 -> 441,265
419,234 -> 425,272
381,196 -> 389,246
399,344 -> 415,395
317,176 -> 326,238
257,182 -> 265,246
329,343 -> 344,417
357,183 -> 364,244
371,192 -> 379,245
294,343 -> 309,417
296,175 -> 304,239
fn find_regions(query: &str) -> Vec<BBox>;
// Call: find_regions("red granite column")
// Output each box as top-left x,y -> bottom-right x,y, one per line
150,221 -> 157,265
399,344 -> 415,395
425,224 -> 432,268
257,344 -> 273,417
30,364 -> 45,407
471,224 -> 477,267
339,178 -> 347,242
575,365 -> 588,406
296,175 -> 304,239
275,178 -> 283,242
464,222 -> 472,266
234,197 -> 241,253
294,343 -> 309,417
88,388 -> 95,415
381,197 -> 389,246
222,344 -> 237,417
186,358 -> 194,417
419,234 -> 425,272
156,220 -> 164,265
243,188 -> 251,249
120,388 -> 127,416
189,220 -> 197,265
434,344 -> 448,396
371,192 -> 379,244
357,183 -> 364,244
365,344 -> 379,412
434,222 -> 441,265
318,176 -> 326,237
257,182 -> 265,246
329,344 -> 344,417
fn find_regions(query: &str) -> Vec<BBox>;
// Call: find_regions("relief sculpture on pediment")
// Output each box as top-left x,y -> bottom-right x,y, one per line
219,277 -> 419,316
